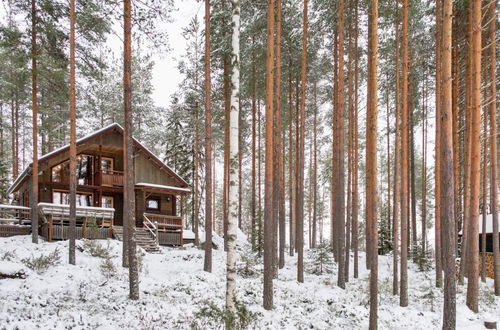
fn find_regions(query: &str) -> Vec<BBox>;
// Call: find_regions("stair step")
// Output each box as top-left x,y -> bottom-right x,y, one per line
112,226 -> 160,253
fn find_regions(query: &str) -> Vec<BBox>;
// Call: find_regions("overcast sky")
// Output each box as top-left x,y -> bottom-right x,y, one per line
149,0 -> 202,108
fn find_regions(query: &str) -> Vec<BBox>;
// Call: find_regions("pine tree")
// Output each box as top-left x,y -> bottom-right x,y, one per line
263,0 -> 275,311
123,0 -> 139,300
204,0 -> 213,273
366,0 -> 379,327
440,0 -> 456,325
68,0 -> 77,266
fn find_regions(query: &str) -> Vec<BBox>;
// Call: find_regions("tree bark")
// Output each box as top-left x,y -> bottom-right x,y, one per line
400,0 -> 409,307
123,0 -> 139,300
226,0 -> 240,314
251,36 -> 257,251
435,0 -> 443,289
367,0 -> 379,327
203,0 -> 213,273
465,0 -> 481,312
31,0 -> 39,244
488,0 -> 500,296
263,0 -> 275,310
69,0 -> 77,266
441,0 -> 456,326
296,0 -> 308,284
393,3 -> 400,294
334,0 -> 346,289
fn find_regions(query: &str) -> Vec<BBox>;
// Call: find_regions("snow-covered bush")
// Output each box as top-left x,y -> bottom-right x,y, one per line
412,244 -> 432,272
307,240 -> 334,275
79,240 -> 112,259
1,250 -> 16,261
99,257 -> 117,280
191,299 -> 260,330
237,245 -> 260,278
21,248 -> 61,273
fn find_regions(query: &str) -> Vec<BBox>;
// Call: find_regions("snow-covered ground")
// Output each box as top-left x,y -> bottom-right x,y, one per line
0,234 -> 499,329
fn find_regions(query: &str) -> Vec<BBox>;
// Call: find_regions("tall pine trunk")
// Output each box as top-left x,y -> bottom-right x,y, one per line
367,0 -> 379,327
68,0 -> 77,266
203,0 -> 213,273
488,0 -> 500,296
435,0 -> 443,289
465,0 -> 481,312
400,0 -> 409,307
441,0 -> 456,326
30,0 -> 39,244
334,0 -> 346,289
296,0 -> 308,284
263,0 -> 275,310
123,0 -> 139,300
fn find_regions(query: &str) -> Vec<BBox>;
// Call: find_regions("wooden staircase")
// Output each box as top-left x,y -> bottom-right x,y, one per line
112,226 -> 160,253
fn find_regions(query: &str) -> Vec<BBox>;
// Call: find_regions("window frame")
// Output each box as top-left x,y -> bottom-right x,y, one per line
145,196 -> 161,212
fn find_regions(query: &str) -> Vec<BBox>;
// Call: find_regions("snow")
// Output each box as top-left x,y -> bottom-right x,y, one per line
135,183 -> 191,193
0,235 -> 498,329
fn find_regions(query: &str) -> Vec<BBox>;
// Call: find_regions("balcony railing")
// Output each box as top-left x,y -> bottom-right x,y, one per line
95,170 -> 124,187
143,213 -> 182,231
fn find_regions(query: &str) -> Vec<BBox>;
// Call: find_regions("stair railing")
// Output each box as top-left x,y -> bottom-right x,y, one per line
143,213 -> 159,246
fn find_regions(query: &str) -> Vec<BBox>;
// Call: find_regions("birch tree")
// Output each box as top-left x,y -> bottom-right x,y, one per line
226,0 -> 240,316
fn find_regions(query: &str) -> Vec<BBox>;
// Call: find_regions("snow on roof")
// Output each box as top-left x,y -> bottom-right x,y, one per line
459,213 -> 498,235
135,183 -> 191,193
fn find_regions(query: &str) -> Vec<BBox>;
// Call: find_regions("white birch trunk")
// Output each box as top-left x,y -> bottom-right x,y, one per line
226,0 -> 240,315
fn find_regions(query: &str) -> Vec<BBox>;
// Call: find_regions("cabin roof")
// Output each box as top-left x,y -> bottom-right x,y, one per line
7,123 -> 188,195
135,182 -> 191,195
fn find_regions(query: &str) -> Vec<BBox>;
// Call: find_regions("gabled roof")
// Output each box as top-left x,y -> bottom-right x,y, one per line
7,123 -> 188,195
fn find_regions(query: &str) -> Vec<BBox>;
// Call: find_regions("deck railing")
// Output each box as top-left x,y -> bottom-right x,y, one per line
95,170 -> 124,187
0,204 -> 31,225
143,213 -> 183,246
143,214 -> 159,245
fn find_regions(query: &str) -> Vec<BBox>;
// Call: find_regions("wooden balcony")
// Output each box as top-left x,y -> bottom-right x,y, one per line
95,170 -> 124,187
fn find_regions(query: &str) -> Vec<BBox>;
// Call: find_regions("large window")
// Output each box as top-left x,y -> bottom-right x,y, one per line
53,190 -> 93,207
51,154 -> 94,185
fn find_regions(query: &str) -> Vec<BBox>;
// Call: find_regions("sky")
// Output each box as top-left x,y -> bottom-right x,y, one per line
148,0 -> 202,108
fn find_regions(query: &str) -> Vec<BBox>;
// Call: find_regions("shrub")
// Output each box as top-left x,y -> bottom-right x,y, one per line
81,240 -> 112,259
191,299 -> 260,330
1,250 -> 16,261
237,246 -> 260,278
307,240 -> 334,275
412,244 -> 433,272
99,257 -> 117,279
22,248 -> 61,273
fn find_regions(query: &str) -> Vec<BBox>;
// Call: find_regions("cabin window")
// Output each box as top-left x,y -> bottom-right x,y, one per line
51,154 -> 94,185
146,197 -> 160,211
101,157 -> 114,174
52,190 -> 93,207
102,196 -> 114,209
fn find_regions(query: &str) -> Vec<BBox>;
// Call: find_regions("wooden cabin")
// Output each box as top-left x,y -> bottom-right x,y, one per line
459,206 -> 500,278
4,123 -> 190,249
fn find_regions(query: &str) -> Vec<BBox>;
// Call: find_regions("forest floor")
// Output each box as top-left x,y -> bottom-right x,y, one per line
0,233 -> 499,329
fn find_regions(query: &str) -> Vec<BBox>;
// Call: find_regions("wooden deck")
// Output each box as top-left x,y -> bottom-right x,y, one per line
38,203 -> 115,241
0,205 -> 31,237
143,213 -> 183,246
